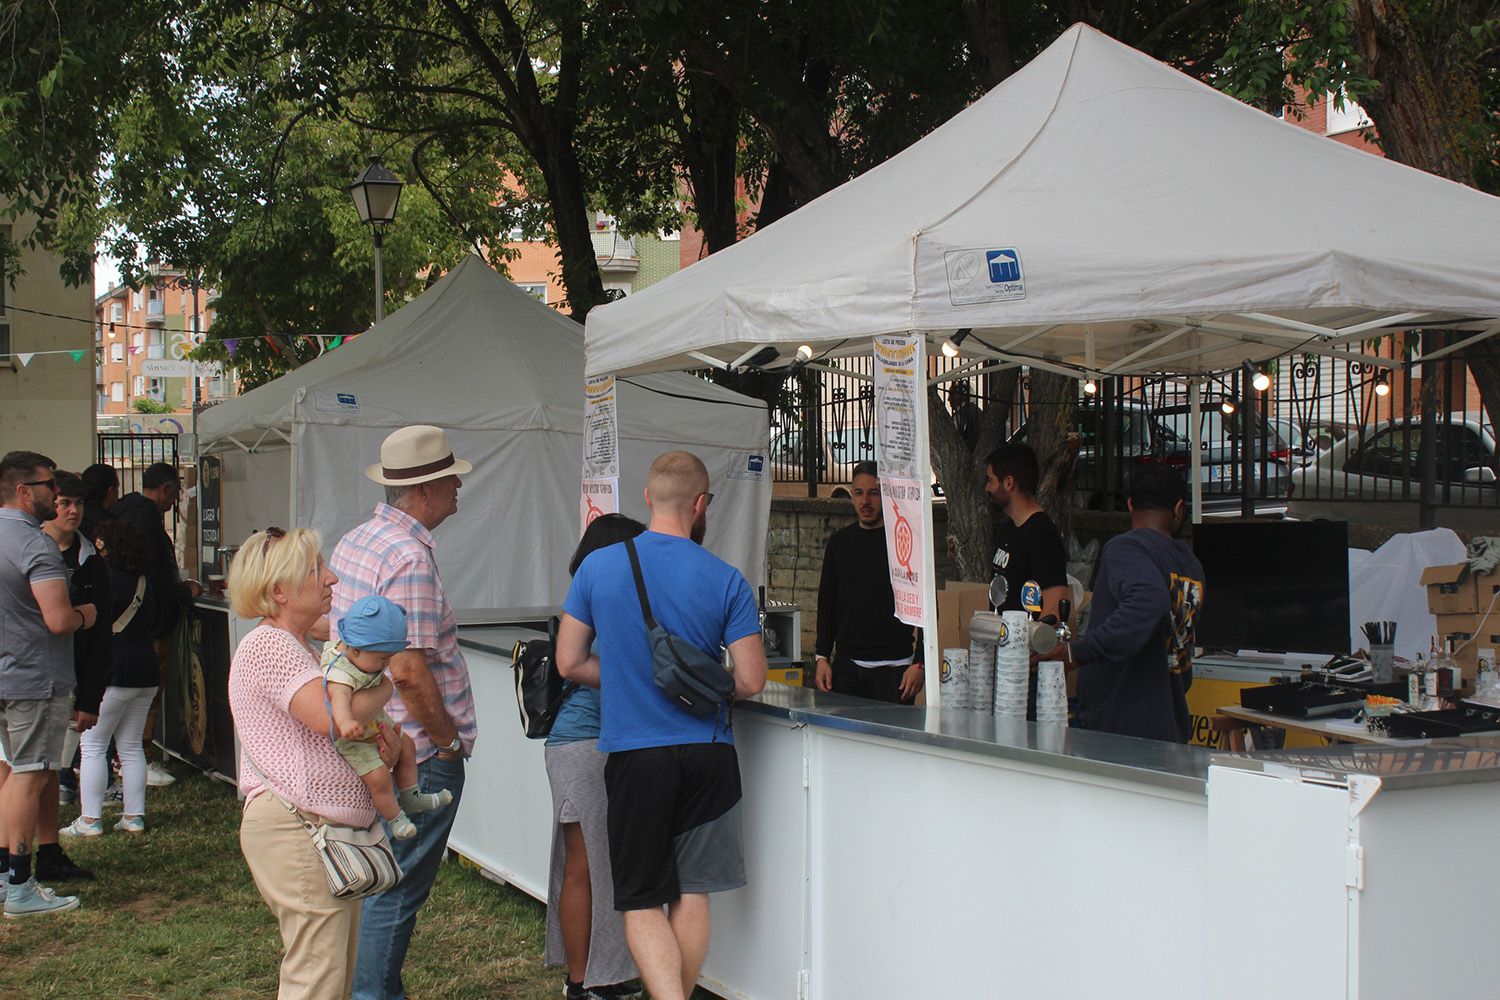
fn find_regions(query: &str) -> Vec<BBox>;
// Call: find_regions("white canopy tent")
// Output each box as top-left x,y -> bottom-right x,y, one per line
587,23 -> 1500,382
198,255 -> 771,611
585,23 -> 1500,703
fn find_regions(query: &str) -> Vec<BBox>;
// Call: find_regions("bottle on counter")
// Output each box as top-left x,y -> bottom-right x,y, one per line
1409,651 -> 1426,707
1477,648 -> 1497,696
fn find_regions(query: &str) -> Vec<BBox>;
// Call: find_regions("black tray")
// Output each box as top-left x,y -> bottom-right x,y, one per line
1384,706 -> 1500,740
1239,682 -> 1365,718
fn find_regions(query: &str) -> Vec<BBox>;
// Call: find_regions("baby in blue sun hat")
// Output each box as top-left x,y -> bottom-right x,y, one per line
321,594 -> 452,839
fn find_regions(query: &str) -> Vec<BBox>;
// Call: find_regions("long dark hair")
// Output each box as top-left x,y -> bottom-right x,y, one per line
568,513 -> 646,576
93,519 -> 148,574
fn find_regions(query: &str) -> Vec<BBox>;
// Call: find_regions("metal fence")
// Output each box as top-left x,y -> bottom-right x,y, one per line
769,339 -> 1499,521
96,432 -> 182,528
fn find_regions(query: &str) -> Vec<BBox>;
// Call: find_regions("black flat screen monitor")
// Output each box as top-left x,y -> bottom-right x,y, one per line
1192,521 -> 1350,655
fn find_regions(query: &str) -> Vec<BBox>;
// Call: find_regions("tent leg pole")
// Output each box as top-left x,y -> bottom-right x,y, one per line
1189,380 -> 1203,524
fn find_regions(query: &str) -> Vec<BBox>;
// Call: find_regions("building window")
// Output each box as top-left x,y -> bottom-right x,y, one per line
111,342 -> 124,363
132,332 -> 144,350
133,375 -> 145,395
1326,89 -> 1372,135
111,302 -> 124,323
111,382 -> 124,402
516,283 -> 548,304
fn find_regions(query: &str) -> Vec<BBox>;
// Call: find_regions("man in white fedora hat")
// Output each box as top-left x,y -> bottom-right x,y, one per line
329,424 -> 477,1000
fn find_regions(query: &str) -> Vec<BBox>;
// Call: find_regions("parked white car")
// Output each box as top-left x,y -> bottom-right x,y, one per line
1287,415 -> 1500,529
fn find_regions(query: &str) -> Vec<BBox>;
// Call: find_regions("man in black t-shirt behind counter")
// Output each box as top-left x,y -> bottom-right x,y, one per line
814,462 -> 923,704
984,443 -> 1069,620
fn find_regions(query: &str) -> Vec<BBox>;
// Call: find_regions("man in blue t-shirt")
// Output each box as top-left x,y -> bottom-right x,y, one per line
558,451 -> 766,1000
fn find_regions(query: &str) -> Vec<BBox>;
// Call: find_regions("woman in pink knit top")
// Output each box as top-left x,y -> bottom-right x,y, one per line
228,527 -> 391,1000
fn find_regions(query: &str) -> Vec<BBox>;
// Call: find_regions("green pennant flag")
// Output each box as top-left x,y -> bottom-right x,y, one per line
329,336 -> 344,349
69,350 -> 85,363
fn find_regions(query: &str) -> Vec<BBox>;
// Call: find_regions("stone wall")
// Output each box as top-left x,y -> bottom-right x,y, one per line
766,495 -> 950,662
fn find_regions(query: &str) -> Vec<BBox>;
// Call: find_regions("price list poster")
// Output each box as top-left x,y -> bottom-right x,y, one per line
581,374 -> 620,534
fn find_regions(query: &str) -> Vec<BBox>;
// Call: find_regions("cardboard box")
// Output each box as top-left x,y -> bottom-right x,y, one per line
1421,563 -> 1500,616
1438,609 -> 1500,680
936,582 -> 992,650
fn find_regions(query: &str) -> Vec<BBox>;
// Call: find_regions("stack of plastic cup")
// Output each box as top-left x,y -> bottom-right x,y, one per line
993,610 -> 1031,718
941,649 -> 969,709
1035,660 -> 1067,724
966,612 -> 1003,713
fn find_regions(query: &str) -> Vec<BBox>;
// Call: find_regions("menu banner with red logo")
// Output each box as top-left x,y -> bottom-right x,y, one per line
583,375 -> 620,479
880,475 -> 926,626
580,477 -> 619,537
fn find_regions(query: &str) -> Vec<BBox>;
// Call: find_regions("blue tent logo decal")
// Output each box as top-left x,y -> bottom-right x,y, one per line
986,249 -> 1021,284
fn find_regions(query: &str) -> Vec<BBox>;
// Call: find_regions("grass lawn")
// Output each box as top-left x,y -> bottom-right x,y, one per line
0,766 -> 562,999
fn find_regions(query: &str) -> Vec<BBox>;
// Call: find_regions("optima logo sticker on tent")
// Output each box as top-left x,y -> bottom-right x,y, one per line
944,247 -> 1026,305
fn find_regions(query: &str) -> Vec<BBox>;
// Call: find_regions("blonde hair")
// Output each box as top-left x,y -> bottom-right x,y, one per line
646,450 -> 709,513
227,528 -> 324,619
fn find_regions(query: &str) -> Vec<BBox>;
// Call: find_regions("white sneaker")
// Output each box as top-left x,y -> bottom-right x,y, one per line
145,762 -> 176,787
114,815 -> 146,834
4,878 -> 80,918
60,816 -> 104,838
101,783 -> 123,810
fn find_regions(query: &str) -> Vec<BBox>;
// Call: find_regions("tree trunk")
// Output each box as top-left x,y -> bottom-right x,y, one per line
928,384 -> 993,583
1344,1 -> 1500,433
1026,370 -> 1078,540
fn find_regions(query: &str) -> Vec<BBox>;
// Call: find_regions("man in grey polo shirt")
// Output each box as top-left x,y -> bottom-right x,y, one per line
0,451 -> 97,917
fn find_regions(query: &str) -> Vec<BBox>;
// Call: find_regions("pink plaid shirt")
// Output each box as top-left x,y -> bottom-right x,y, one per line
329,503 -> 477,761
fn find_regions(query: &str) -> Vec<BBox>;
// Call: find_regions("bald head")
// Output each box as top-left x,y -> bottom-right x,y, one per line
647,451 -> 710,515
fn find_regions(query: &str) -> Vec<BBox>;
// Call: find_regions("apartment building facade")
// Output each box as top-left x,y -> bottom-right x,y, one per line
94,267 -> 224,415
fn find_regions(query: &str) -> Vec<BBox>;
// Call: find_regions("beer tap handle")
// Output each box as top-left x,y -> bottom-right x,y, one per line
1057,598 -> 1073,641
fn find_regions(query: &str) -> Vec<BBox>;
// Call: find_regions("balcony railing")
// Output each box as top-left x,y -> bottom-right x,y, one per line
145,299 -> 165,326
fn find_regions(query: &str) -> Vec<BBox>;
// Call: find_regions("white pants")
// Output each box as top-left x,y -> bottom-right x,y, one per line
79,685 -> 158,818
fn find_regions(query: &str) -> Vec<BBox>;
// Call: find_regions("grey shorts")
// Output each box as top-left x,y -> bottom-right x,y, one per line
0,694 -> 73,772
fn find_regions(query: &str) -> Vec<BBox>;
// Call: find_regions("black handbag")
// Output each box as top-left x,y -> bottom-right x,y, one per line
512,617 -> 566,739
624,537 -> 736,719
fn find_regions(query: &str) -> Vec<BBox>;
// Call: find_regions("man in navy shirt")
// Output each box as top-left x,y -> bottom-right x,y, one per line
1060,464 -> 1204,742
557,451 -> 766,1000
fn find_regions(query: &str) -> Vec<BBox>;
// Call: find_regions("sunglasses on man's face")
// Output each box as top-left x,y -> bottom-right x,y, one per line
22,479 -> 56,491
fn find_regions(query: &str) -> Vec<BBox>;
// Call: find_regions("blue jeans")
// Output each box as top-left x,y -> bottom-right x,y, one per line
352,754 -> 466,1000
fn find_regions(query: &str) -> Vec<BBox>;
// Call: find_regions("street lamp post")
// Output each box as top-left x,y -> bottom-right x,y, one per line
348,157 -> 404,323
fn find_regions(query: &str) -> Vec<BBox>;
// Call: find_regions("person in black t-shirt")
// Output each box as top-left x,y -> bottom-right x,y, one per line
984,443 -> 1069,620
814,462 -> 923,703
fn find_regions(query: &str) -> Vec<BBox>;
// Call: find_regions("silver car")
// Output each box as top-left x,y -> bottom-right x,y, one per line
1287,415 -> 1500,529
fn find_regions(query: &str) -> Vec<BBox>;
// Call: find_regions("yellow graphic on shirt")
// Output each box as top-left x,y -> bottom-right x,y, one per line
1168,572 -> 1204,676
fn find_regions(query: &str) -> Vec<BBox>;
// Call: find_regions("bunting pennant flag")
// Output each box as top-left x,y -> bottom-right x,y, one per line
128,345 -> 140,355
224,338 -> 239,358
329,336 -> 344,349
69,350 -> 85,363
16,353 -> 34,367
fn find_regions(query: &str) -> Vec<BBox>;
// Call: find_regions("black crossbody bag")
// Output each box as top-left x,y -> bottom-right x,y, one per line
624,536 -> 736,720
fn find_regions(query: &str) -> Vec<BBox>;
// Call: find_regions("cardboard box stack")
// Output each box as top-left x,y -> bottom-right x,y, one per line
1420,562 -> 1500,679
936,581 -> 993,657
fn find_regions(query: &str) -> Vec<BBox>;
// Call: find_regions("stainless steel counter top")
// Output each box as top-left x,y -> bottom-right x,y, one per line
742,685 -> 1213,795
1214,740 -> 1500,790
456,626 -> 1500,794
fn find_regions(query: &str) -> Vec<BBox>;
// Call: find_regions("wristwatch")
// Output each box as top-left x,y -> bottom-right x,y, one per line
439,735 -> 462,755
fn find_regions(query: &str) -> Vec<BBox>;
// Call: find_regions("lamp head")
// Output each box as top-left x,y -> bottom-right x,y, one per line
349,157 -> 404,227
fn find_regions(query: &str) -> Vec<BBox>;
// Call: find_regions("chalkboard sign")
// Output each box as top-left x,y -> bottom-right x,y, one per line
198,455 -> 222,581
